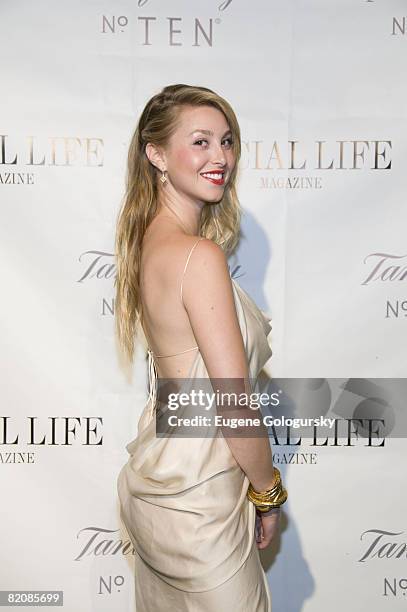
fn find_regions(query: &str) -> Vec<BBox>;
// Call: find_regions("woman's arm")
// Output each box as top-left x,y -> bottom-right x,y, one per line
182,238 -> 276,493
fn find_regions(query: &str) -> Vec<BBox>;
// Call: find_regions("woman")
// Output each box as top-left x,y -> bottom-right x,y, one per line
115,84 -> 287,611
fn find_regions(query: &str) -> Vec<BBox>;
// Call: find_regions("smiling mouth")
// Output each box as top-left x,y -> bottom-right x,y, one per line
200,172 -> 225,185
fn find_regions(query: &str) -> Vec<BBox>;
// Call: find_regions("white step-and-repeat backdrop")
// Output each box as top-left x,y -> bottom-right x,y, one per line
1,1 -> 406,610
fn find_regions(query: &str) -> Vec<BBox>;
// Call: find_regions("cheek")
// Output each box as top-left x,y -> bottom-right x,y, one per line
174,147 -> 202,172
227,150 -> 236,168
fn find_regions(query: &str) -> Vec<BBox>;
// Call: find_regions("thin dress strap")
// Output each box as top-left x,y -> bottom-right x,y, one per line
180,236 -> 205,308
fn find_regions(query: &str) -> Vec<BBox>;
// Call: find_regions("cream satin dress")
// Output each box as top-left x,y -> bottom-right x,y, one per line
117,237 -> 273,611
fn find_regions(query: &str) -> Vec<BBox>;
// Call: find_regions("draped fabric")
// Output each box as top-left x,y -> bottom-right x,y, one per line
117,277 -> 273,609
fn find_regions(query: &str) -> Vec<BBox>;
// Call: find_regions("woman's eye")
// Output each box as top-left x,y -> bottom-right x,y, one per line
193,138 -> 234,147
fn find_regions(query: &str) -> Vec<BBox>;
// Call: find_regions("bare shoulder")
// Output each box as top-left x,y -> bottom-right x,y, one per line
181,237 -> 233,310
154,235 -> 229,282
184,237 -> 229,279
142,234 -> 218,277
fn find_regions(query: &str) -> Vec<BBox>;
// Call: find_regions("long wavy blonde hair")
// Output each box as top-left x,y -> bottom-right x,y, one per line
114,84 -> 243,363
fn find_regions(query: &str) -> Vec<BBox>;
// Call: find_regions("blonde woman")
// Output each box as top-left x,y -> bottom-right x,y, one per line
116,84 -> 287,611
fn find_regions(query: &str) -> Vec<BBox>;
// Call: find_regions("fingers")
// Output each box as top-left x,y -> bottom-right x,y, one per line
256,527 -> 276,549
255,513 -> 280,549
255,514 -> 263,544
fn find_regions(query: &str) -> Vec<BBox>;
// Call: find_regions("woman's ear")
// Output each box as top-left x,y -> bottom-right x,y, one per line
145,142 -> 166,172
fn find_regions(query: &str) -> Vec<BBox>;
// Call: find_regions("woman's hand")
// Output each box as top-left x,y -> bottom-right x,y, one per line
255,508 -> 281,550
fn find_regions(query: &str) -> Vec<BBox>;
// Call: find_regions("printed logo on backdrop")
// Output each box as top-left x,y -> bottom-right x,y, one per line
101,0 -> 234,46
359,529 -> 407,600
75,526 -> 135,560
0,135 -> 103,185
362,252 -> 407,320
241,139 -> 392,190
365,0 -> 407,36
0,416 -> 103,464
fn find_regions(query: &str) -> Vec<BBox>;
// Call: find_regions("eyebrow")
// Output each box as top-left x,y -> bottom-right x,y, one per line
189,129 -> 232,137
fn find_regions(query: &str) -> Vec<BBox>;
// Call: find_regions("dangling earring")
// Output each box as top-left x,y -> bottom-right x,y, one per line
160,169 -> 167,184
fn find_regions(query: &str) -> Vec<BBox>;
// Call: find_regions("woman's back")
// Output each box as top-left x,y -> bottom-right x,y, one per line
140,216 -> 251,383
140,225 -> 205,378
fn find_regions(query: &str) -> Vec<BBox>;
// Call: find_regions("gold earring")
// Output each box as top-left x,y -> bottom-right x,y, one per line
160,169 -> 167,184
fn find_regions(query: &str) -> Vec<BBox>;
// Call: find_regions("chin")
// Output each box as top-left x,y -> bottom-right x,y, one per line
203,197 -> 223,206
203,190 -> 225,203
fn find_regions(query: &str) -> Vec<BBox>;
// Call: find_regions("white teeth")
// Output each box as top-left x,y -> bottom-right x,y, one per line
202,173 -> 223,180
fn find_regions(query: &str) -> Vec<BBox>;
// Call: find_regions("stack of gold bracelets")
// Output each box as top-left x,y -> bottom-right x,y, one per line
247,467 -> 288,512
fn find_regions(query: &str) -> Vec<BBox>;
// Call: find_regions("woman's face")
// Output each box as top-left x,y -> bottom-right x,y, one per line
160,105 -> 236,205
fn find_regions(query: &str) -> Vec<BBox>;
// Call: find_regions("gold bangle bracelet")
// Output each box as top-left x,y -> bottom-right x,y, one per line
249,467 -> 281,497
247,467 -> 288,512
248,467 -> 281,500
247,486 -> 287,512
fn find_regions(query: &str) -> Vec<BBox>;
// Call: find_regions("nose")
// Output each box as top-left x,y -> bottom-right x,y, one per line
211,141 -> 227,166
211,155 -> 226,167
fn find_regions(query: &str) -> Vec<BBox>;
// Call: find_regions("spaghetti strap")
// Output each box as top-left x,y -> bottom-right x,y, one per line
150,345 -> 199,358
180,236 -> 204,308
